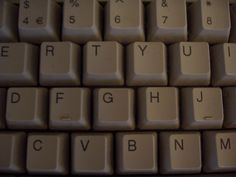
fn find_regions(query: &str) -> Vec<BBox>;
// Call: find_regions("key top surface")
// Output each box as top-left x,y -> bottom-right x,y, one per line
116,132 -> 158,174
0,88 -> 6,129
0,43 -> 38,86
126,42 -> 167,86
0,132 -> 26,173
83,41 -> 124,86
105,0 -> 145,44
93,88 -> 135,131
181,88 -> 224,129
49,88 -> 91,130
62,0 -> 102,43
6,88 -> 48,129
0,0 -> 18,42
147,0 -> 187,43
203,131 -> 236,172
27,133 -> 68,174
223,87 -> 236,128
40,42 -> 81,86
18,0 -> 61,44
72,133 -> 113,174
138,87 -> 179,130
160,132 -> 202,174
211,43 -> 236,86
189,0 -> 231,43
169,42 -> 211,86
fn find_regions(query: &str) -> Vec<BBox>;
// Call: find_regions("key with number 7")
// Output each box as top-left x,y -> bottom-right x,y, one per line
147,0 -> 187,43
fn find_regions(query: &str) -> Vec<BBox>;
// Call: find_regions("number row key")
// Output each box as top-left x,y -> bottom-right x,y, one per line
1,0 -> 236,44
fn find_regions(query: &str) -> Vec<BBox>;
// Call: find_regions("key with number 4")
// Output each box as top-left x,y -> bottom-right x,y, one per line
19,0 -> 61,44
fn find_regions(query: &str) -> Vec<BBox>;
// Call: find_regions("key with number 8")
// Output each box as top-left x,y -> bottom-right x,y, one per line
188,0 -> 231,43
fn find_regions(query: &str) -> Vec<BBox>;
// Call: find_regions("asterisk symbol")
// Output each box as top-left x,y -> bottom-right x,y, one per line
206,1 -> 211,6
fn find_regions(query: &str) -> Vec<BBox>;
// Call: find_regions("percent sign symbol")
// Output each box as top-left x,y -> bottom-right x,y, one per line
70,0 -> 79,7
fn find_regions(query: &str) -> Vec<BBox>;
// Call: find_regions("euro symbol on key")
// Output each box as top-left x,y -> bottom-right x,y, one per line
36,17 -> 43,25
162,0 -> 168,7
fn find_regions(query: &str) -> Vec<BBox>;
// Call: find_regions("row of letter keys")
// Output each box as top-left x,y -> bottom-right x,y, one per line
0,0 -> 236,43
1,87 -> 236,130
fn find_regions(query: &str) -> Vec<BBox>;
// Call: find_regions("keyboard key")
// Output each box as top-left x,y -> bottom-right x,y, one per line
203,131 -> 236,172
181,88 -> 224,129
83,41 -> 124,86
230,4 -> 236,42
40,42 -> 81,86
94,88 -> 135,131
0,43 -> 38,86
138,87 -> 179,130
0,0 -> 18,42
116,132 -> 158,174
169,42 -> 211,86
211,43 -> 236,86
72,133 -> 113,175
223,88 -> 236,128
0,132 -> 26,173
62,0 -> 102,43
0,88 -> 6,129
126,42 -> 167,86
6,88 -> 48,129
105,0 -> 145,44
160,132 -> 201,174
188,0 -> 231,43
50,88 -> 91,130
27,133 -> 68,174
18,0 -> 60,43
147,0 -> 187,43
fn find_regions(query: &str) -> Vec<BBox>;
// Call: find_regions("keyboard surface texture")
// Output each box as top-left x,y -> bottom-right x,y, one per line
1,0 -> 236,176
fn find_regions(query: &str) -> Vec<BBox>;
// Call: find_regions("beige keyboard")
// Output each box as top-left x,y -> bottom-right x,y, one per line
0,0 -> 236,176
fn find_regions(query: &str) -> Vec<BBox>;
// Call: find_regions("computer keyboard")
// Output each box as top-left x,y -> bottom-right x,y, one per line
0,0 -> 236,176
